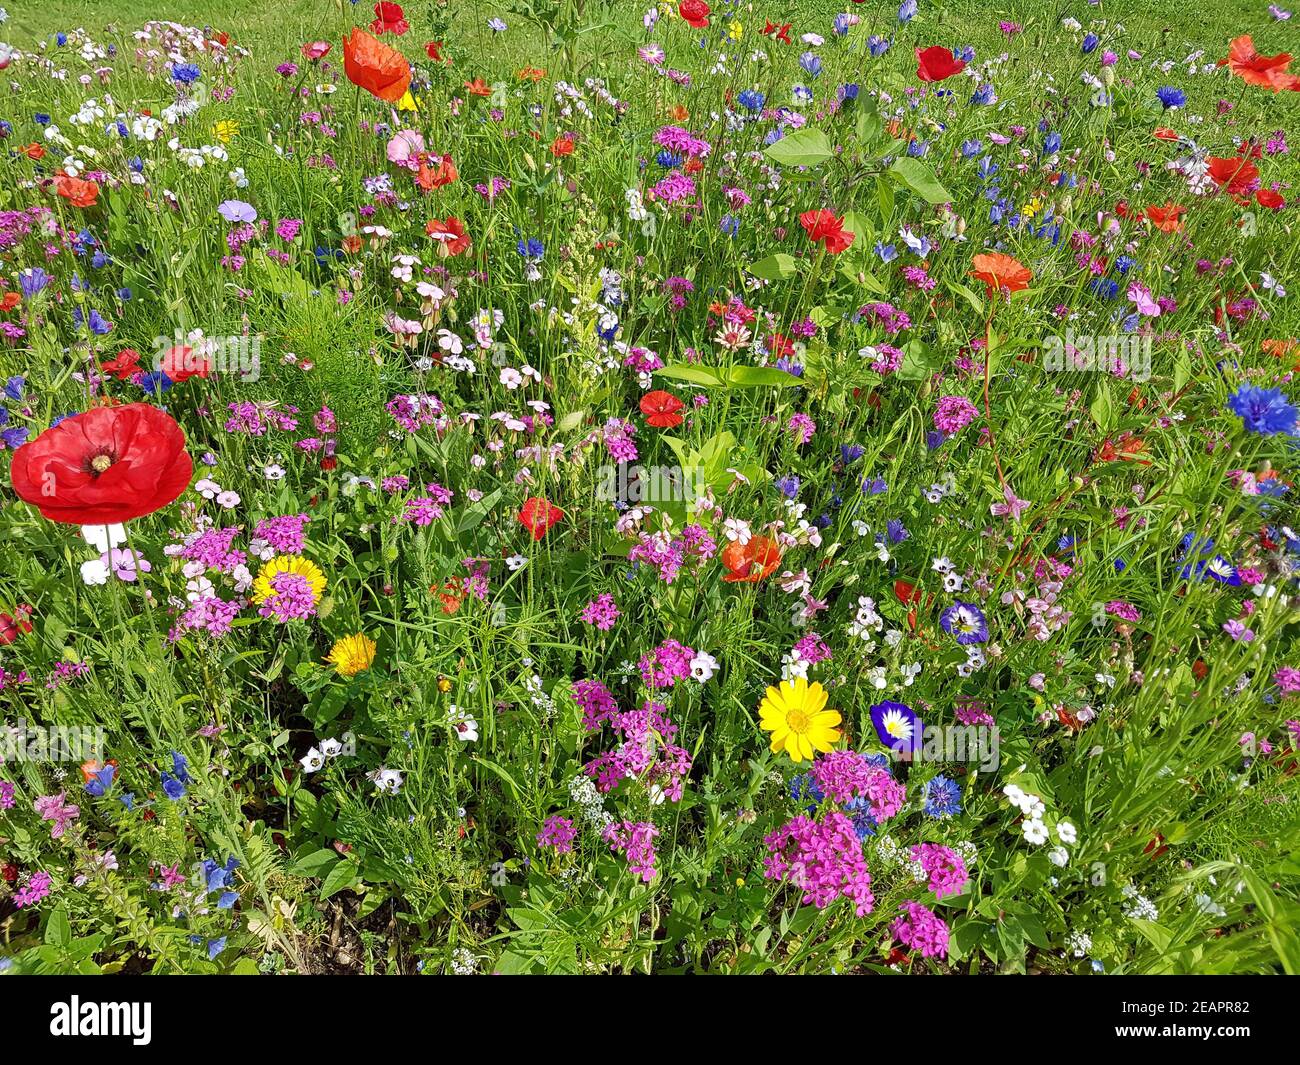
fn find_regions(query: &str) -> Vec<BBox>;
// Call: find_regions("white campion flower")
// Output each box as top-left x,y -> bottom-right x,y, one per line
81,523 -> 128,552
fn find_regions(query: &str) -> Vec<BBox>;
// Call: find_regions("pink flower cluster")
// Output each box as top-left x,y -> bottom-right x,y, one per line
911,842 -> 969,900
602,820 -> 659,882
627,524 -> 717,585
580,593 -> 621,631
892,901 -> 949,958
537,815 -> 578,853
763,812 -> 875,916
934,395 -> 979,435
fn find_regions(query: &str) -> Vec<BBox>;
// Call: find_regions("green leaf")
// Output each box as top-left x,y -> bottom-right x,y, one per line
290,847 -> 342,877
46,908 -> 71,948
654,364 -> 726,387
888,157 -> 953,205
319,859 -> 359,900
746,253 -> 798,282
725,366 -> 803,388
763,127 -> 833,168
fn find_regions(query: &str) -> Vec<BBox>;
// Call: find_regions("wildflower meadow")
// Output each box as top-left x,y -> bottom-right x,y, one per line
0,0 -> 1299,985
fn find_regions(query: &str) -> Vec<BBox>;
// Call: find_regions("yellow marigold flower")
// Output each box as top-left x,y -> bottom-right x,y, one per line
251,555 -> 327,605
758,677 -> 841,763
326,633 -> 377,677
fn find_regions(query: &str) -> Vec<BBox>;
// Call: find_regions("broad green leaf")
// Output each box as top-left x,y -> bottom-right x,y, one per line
763,127 -> 833,168
888,156 -> 953,204
747,253 -> 798,281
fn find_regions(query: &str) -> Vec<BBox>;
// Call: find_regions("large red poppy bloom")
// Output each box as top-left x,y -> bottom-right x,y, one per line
799,209 -> 855,254
342,26 -> 412,103
915,46 -> 966,82
0,605 -> 33,645
518,496 -> 564,540
639,390 -> 685,428
1206,155 -> 1260,200
1219,35 -> 1296,91
370,2 -> 409,36
9,403 -> 192,525
679,0 -> 711,28
721,536 -> 781,583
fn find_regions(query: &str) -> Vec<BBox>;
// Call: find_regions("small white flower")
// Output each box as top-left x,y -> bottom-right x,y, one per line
80,523 -> 128,552
1057,820 -> 1078,844
1047,846 -> 1069,867
320,738 -> 344,758
1022,819 -> 1049,845
299,747 -> 325,773
689,651 -> 718,682
80,558 -> 110,585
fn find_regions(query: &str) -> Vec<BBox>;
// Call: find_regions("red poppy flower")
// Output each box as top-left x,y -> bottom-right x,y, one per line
416,154 -> 457,191
915,45 -> 966,82
0,291 -> 18,313
518,496 -> 564,540
370,2 -> 409,36
1219,35 -> 1295,91
9,403 -> 193,525
54,172 -> 99,209
1152,126 -> 1180,141
159,344 -> 211,383
301,41 -> 332,60
799,209 -> 854,254
1206,155 -> 1260,200
464,77 -> 492,96
679,0 -> 711,28
100,348 -> 142,381
550,135 -> 575,157
894,579 -> 922,606
342,26 -> 412,103
1145,202 -> 1186,233
425,40 -> 446,62
720,536 -> 781,583
970,252 -> 1032,298
639,390 -> 685,428
425,216 -> 471,256
1256,188 -> 1285,210
17,142 -> 45,160
0,605 -> 33,645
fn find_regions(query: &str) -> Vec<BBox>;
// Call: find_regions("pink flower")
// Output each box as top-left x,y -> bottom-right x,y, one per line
990,483 -> 1031,520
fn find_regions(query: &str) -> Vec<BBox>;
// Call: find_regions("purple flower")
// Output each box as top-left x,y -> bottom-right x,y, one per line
939,602 -> 987,644
217,200 -> 257,224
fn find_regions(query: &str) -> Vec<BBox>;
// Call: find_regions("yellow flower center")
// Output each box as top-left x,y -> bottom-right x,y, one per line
786,708 -> 810,734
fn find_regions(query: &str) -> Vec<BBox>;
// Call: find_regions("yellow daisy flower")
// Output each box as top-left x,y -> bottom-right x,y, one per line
251,555 -> 327,605
212,119 -> 240,143
325,633 -> 377,677
758,677 -> 841,763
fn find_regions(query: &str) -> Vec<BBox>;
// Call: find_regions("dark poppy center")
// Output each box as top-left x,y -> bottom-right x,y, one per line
85,449 -> 116,476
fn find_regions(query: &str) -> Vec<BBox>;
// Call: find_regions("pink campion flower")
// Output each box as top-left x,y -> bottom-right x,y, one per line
1106,601 -> 1141,622
788,412 -> 816,445
537,815 -> 578,853
934,395 -> 978,435
911,843 -> 969,899
602,820 -> 659,881
34,792 -> 80,839
764,812 -> 875,916
579,593 -> 621,631
892,900 -> 949,958
14,870 -> 53,908
1274,667 -> 1300,694
990,483 -> 1031,521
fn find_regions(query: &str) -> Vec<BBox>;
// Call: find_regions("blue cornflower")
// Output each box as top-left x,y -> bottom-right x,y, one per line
923,774 -> 962,818
1082,33 -> 1099,54
171,62 -> 201,84
1227,383 -> 1298,436
737,88 -> 765,112
843,797 -> 879,840
1156,86 -> 1186,109
971,83 -> 996,105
